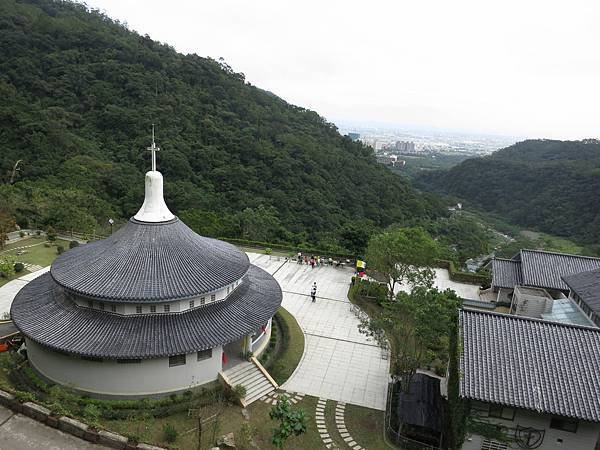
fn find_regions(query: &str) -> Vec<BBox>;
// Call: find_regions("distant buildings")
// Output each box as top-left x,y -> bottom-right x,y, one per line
394,140 -> 416,153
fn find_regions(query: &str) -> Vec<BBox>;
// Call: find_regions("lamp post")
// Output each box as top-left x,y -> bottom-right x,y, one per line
108,218 -> 114,235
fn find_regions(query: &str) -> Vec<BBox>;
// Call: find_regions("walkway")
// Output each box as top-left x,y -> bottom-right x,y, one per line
0,405 -> 106,449
247,253 -> 390,411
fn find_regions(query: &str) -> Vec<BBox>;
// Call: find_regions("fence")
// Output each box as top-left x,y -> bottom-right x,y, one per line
384,382 -> 443,450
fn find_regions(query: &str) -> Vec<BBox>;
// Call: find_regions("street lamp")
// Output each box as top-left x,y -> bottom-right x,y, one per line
108,218 -> 114,235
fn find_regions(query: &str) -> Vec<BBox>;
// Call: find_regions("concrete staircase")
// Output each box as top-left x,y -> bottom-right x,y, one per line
221,358 -> 277,407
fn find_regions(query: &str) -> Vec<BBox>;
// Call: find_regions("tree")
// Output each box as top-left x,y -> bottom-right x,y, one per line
0,256 -> 16,278
0,210 -> 16,250
269,395 -> 307,449
46,226 -> 57,242
365,227 -> 439,299
360,287 -> 461,392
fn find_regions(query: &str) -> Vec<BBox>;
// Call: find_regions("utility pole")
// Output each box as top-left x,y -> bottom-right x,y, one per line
9,160 -> 22,184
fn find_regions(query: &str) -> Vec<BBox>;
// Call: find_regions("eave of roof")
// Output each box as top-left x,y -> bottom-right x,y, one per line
563,268 -> 600,315
459,308 -> 600,423
11,265 -> 282,359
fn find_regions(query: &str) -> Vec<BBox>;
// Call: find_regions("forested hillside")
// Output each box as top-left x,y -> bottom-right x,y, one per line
0,0 -> 444,252
418,139 -> 600,245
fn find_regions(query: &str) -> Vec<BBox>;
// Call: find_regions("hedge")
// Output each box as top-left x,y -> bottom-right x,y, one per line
435,259 -> 490,286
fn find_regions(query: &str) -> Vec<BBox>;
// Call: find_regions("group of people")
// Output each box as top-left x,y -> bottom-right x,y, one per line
296,252 -> 333,268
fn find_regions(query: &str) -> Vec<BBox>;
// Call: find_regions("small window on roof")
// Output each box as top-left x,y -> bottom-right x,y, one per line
189,300 -> 195,309
150,305 -> 156,313
169,354 -> 186,367
211,294 -> 216,302
135,306 -> 142,314
197,349 -> 212,361
200,297 -> 205,305
164,304 -> 170,313
99,302 -> 105,311
550,417 -> 578,433
488,404 -> 515,421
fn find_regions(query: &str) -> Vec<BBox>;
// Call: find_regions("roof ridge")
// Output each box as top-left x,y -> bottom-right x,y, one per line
493,257 -> 520,262
520,248 -> 600,261
460,307 -> 600,333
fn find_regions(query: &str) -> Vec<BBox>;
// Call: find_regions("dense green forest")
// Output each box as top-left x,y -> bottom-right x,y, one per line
418,139 -> 600,247
0,0 -> 449,253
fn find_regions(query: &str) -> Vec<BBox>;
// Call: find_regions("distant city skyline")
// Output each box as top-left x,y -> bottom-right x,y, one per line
83,0 -> 600,140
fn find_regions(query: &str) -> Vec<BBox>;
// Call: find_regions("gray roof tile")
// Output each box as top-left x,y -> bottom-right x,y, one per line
51,218 -> 250,302
563,268 -> 600,315
491,258 -> 522,289
459,309 -> 600,422
11,265 -> 281,359
520,249 -> 600,292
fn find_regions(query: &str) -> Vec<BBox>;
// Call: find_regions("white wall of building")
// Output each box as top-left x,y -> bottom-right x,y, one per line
27,339 -> 223,397
462,403 -> 600,450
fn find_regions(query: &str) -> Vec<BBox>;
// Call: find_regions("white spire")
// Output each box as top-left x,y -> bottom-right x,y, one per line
133,127 -> 175,223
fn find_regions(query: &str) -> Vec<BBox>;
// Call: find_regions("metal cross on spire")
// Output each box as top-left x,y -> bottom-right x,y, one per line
147,124 -> 160,171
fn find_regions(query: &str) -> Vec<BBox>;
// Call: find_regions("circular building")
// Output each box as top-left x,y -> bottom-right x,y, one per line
11,158 -> 282,398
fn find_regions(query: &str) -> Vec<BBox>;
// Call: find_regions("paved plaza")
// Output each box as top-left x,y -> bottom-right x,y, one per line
247,253 -> 390,410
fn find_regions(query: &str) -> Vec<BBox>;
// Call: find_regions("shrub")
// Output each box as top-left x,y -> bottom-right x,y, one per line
69,240 -> 79,249
44,242 -> 51,248
163,423 -> 178,443
35,230 -> 41,236
265,247 -> 272,255
18,231 -> 25,238
46,226 -> 57,242
232,384 -> 247,400
83,404 -> 102,428
56,245 -> 65,255
14,262 -> 24,273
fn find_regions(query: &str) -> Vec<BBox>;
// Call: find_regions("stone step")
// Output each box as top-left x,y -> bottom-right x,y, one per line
245,383 -> 275,405
245,378 -> 272,396
229,366 -> 262,384
241,373 -> 270,393
224,362 -> 253,378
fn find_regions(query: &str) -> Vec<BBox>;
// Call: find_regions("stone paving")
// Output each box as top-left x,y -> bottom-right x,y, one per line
395,267 -> 481,300
247,253 -> 390,411
335,402 -> 364,449
260,390 -> 305,405
0,405 -> 106,449
315,398 -> 334,448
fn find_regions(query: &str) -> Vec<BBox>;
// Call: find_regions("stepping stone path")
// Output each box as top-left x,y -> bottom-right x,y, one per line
315,398 -> 337,449
260,390 -> 305,405
23,263 -> 43,272
335,402 -> 364,450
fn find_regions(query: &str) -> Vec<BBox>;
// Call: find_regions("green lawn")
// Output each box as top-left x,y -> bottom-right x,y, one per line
345,403 -> 391,449
1,237 -> 71,268
269,307 -> 305,385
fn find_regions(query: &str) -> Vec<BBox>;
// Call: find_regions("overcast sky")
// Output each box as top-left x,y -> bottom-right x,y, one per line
84,0 -> 600,139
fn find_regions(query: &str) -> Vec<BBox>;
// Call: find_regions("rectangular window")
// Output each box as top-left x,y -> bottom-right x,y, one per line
135,306 -> 142,314
488,404 -> 516,421
164,304 -> 170,313
197,349 -> 212,361
189,300 -> 195,309
150,305 -> 156,313
550,417 -> 578,433
169,354 -> 186,367
111,305 -> 117,313
200,297 -> 205,305
117,359 -> 141,364
211,294 -> 216,302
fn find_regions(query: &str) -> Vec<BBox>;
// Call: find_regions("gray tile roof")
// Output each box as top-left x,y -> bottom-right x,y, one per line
459,309 -> 600,423
11,265 -> 282,359
491,258 -> 523,289
51,218 -> 250,302
563,268 -> 600,315
519,249 -> 600,292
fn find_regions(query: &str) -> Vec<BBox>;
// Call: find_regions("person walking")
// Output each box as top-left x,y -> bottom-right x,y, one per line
310,256 -> 315,269
311,282 -> 317,302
